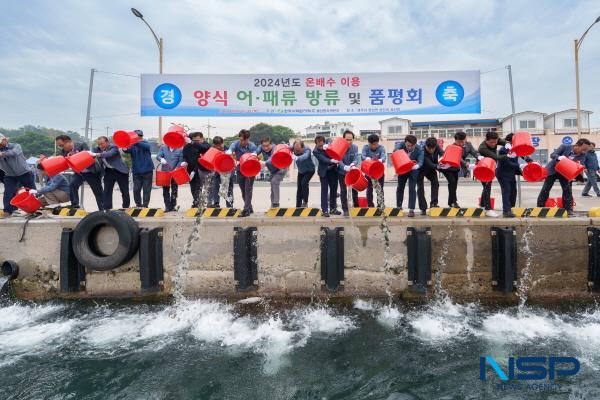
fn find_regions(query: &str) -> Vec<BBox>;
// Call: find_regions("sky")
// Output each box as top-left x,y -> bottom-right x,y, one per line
1,0 -> 599,139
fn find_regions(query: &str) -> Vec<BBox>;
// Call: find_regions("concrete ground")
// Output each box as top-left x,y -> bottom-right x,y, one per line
63,177 -> 600,213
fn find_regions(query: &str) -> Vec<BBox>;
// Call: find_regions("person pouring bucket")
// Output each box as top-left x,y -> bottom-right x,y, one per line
157,141 -> 186,212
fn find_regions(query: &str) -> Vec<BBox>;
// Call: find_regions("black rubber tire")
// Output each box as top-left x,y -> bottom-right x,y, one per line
72,211 -> 139,271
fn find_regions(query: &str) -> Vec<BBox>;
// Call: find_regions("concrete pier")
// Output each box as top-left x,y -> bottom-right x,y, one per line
2,214 -> 599,302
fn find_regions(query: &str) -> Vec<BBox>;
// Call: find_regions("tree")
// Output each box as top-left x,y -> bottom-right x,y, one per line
12,132 -> 55,157
249,123 -> 296,144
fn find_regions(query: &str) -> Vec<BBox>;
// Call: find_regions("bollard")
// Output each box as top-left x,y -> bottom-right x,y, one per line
233,227 -> 258,291
587,227 -> 600,292
407,227 -> 431,292
320,227 -> 345,292
139,228 -> 164,293
59,228 -> 86,292
490,227 -> 517,293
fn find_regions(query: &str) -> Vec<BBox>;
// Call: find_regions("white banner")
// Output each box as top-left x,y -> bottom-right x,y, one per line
141,71 -> 480,117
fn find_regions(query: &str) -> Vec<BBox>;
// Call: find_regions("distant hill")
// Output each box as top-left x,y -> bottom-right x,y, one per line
0,125 -> 86,157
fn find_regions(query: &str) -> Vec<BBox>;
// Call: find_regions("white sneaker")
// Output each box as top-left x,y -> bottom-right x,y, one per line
486,210 -> 499,217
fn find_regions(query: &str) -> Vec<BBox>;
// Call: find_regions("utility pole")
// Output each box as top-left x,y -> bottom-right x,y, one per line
507,65 -> 521,207
204,119 -> 216,140
84,68 -> 95,146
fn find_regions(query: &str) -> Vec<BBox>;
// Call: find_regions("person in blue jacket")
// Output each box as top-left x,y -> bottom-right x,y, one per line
312,135 -> 341,217
123,130 -> 154,208
394,135 -> 423,217
361,133 -> 387,208
537,138 -> 592,217
227,129 -> 258,217
418,137 -> 444,215
582,142 -> 600,197
93,136 -> 130,210
255,137 -> 287,208
338,130 -> 359,216
31,163 -> 71,206
156,142 -> 186,212
291,140 -> 315,208
496,133 -> 533,218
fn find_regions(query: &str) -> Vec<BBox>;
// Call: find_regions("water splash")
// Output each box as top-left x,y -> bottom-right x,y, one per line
432,226 -> 454,301
517,224 -> 534,309
372,178 -> 395,306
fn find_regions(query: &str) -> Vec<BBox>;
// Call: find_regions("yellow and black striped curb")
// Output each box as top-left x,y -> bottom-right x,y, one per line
350,208 -> 404,217
51,208 -> 88,217
511,207 -> 567,218
428,208 -> 486,217
186,208 -> 241,217
590,208 -> 600,217
118,208 -> 165,217
266,208 -> 322,217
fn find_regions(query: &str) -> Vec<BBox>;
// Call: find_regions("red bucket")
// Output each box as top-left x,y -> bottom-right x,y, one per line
439,144 -> 462,168
10,190 -> 42,214
239,153 -> 261,177
41,156 -> 69,177
344,168 -> 368,191
163,125 -> 186,149
325,137 -> 350,161
171,166 -> 191,185
544,198 -> 557,208
155,170 -> 171,187
67,151 -> 95,173
199,148 -> 235,173
271,144 -> 293,169
511,131 -> 535,157
546,197 -> 575,209
473,157 -> 496,182
555,197 -> 575,209
555,158 -> 585,181
391,150 -> 416,175
357,197 -> 368,207
361,159 -> 385,180
113,130 -> 140,149
522,162 -> 544,182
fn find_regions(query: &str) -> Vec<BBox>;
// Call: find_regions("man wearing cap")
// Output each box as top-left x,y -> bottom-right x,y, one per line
0,134 -> 36,216
55,134 -> 103,210
123,130 -> 154,208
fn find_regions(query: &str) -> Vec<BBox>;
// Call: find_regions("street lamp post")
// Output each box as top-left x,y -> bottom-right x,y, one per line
131,8 -> 164,143
574,16 -> 600,138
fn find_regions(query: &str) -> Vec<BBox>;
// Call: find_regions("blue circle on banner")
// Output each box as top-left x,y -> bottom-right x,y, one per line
436,80 -> 464,107
562,136 -> 573,145
153,83 -> 182,109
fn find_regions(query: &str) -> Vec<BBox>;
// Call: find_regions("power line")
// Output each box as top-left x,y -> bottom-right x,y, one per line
95,70 -> 140,79
480,66 -> 507,75
90,112 -> 139,119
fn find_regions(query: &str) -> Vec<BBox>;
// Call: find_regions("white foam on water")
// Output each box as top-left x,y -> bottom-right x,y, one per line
480,309 -> 563,343
376,305 -> 403,328
353,298 -> 379,311
0,302 -> 65,332
0,320 -> 76,352
408,299 -> 478,342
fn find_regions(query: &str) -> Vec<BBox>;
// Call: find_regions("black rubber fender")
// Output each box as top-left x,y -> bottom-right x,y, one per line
72,211 -> 139,271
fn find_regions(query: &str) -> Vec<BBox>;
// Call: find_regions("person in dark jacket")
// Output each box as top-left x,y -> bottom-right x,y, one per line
439,131 -> 479,208
292,140 -> 315,208
93,136 -> 130,210
496,133 -> 533,218
255,137 -> 287,208
208,136 -> 234,208
537,138 -> 592,217
417,137 -> 444,215
183,131 -> 211,208
227,129 -> 258,217
32,163 -> 70,206
123,130 -> 154,207
313,135 -> 341,217
394,135 -> 423,217
477,131 -> 506,217
55,134 -> 103,210
0,134 -> 36,216
337,131 -> 359,216
582,142 -> 600,197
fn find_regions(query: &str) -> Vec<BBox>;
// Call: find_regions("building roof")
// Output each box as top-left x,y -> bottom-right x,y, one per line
410,119 -> 500,127
500,111 -> 546,123
379,117 -> 410,123
544,109 -> 593,118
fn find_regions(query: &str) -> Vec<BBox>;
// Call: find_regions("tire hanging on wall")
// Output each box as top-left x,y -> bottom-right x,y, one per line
72,211 -> 139,271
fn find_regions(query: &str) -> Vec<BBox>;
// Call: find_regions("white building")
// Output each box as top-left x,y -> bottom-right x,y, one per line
543,109 -> 593,134
501,111 -> 545,135
304,121 -> 354,138
379,117 -> 411,140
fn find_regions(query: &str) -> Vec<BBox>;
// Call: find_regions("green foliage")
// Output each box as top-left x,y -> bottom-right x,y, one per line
248,123 -> 297,145
12,132 -> 55,157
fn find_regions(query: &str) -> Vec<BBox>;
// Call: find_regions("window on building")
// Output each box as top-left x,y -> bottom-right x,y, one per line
563,118 -> 577,128
519,120 -> 536,129
466,128 -> 474,137
388,125 -> 402,134
439,130 -> 447,138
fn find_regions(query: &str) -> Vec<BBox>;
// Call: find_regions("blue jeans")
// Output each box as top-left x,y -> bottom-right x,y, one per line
583,169 -> 600,196
320,169 -> 338,212
3,172 -> 36,213
133,171 -> 153,207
